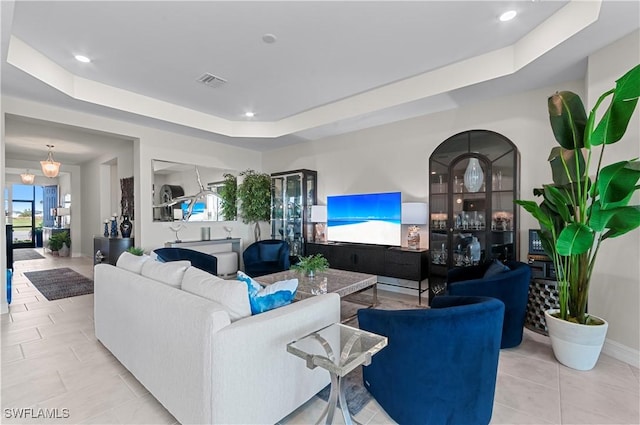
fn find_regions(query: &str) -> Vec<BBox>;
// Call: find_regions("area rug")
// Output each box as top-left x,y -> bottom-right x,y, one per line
316,366 -> 370,415
13,248 -> 45,261
24,268 -> 93,301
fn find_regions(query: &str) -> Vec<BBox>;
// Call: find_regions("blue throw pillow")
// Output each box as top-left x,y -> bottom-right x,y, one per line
483,260 -> 510,278
237,271 -> 298,314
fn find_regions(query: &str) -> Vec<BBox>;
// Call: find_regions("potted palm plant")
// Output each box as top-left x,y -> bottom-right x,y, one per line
516,64 -> 640,370
237,169 -> 271,241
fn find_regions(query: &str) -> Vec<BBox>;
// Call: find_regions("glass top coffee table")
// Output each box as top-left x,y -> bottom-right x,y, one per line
287,323 -> 388,425
255,268 -> 378,303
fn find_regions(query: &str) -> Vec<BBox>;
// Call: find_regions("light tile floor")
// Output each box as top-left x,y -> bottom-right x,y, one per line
2,252 -> 639,424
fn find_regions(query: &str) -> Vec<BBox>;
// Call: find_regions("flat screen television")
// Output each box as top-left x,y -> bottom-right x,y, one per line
327,191 -> 402,246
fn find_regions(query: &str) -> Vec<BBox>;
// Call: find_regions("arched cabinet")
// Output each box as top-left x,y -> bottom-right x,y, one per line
428,130 -> 520,302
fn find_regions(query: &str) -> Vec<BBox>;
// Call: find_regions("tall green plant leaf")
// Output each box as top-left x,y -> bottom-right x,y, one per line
514,200 -> 552,230
543,185 -> 572,222
598,160 -> 640,209
601,206 -> 640,240
548,91 -> 588,150
548,147 -> 586,186
556,223 -> 594,256
592,64 -> 640,146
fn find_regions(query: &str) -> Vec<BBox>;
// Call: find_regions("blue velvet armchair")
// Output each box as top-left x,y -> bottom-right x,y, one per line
357,296 -> 504,425
153,247 -> 218,275
242,239 -> 290,277
446,260 -> 531,348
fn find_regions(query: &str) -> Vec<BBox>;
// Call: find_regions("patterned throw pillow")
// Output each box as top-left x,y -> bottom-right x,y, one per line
237,271 -> 298,314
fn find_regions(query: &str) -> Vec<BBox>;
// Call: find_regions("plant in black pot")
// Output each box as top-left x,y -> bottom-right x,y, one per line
515,64 -> 640,370
237,169 -> 271,241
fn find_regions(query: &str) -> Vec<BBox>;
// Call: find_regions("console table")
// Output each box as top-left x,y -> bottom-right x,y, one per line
306,242 -> 429,304
164,238 -> 242,256
94,236 -> 134,266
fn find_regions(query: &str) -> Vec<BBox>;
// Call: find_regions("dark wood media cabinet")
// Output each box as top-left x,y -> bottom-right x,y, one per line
306,242 -> 429,304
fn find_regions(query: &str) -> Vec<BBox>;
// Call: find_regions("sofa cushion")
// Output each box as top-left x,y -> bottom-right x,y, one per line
181,267 -> 251,321
141,259 -> 191,288
237,271 -> 298,314
483,260 -> 511,278
116,252 -> 149,274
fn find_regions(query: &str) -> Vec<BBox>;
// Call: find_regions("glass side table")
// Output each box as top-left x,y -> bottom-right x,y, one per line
287,323 -> 388,425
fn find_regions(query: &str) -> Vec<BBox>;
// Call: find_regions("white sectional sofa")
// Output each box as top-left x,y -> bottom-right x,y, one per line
94,260 -> 340,424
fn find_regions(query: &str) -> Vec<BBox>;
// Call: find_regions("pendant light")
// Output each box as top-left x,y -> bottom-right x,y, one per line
464,157 -> 484,192
20,170 -> 35,184
40,144 -> 61,178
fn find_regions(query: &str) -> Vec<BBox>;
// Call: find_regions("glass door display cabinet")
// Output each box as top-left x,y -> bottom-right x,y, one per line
428,130 -> 520,303
271,169 -> 317,257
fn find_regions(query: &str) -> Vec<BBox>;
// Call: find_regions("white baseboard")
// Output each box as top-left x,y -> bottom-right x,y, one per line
602,338 -> 640,368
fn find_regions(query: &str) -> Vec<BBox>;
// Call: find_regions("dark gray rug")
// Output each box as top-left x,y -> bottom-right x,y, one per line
13,248 -> 45,261
317,366 -> 370,415
24,268 -> 93,301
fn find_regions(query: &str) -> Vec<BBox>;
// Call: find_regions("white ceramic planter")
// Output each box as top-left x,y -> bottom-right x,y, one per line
544,309 -> 608,371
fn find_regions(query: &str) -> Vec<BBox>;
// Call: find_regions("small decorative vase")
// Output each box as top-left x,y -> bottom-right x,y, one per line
110,217 -> 119,238
120,215 -> 132,238
103,222 -> 109,237
464,157 -> 484,193
469,237 -> 481,264
307,270 -> 315,278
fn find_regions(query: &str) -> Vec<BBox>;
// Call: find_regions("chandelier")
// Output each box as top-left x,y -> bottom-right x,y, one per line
40,144 -> 61,178
20,170 -> 35,184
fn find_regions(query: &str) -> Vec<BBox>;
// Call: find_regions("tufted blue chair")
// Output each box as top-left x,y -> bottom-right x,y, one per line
357,296 -> 504,425
446,260 -> 531,348
153,247 -> 217,276
242,239 -> 290,277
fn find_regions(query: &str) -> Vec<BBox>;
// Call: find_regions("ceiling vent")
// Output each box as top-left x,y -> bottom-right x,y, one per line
196,73 -> 227,88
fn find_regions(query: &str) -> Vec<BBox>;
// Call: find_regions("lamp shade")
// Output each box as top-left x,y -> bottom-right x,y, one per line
20,171 -> 35,184
401,203 -> 428,225
41,144 -> 61,178
310,205 -> 327,223
56,207 -> 71,216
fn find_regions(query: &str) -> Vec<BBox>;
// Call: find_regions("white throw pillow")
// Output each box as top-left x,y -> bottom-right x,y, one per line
181,267 -> 251,321
141,259 -> 191,288
116,252 -> 149,274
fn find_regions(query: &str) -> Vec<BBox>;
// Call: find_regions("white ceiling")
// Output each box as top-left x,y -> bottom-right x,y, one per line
2,0 -> 639,159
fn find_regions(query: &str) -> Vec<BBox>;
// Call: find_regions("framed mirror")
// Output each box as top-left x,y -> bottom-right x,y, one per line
152,160 -> 237,222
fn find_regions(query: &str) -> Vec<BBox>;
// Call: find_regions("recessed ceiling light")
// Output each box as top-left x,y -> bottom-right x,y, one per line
262,33 -> 277,44
499,10 -> 517,22
74,55 -> 91,63
244,112 -> 255,118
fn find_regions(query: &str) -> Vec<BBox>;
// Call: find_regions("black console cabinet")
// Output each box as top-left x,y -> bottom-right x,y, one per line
307,242 -> 429,303
94,236 -> 135,266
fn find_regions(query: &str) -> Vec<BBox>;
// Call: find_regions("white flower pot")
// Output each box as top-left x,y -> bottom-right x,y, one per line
544,309 -> 608,371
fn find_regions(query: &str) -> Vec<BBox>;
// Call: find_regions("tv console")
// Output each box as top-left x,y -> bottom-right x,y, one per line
306,242 -> 429,304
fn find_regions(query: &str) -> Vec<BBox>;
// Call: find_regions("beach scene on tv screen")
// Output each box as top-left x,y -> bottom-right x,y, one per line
327,192 -> 401,246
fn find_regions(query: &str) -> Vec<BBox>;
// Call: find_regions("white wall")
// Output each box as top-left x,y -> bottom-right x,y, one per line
2,96 -> 262,259
262,35 -> 639,364
584,30 -> 640,364
1,111 -> 6,313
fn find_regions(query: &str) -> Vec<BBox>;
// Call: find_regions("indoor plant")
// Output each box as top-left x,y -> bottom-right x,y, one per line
219,172 -> 237,221
292,254 -> 330,277
237,169 -> 271,241
126,246 -> 145,256
516,64 -> 639,370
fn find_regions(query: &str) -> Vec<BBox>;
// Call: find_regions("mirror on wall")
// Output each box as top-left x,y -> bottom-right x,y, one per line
152,160 -> 237,222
